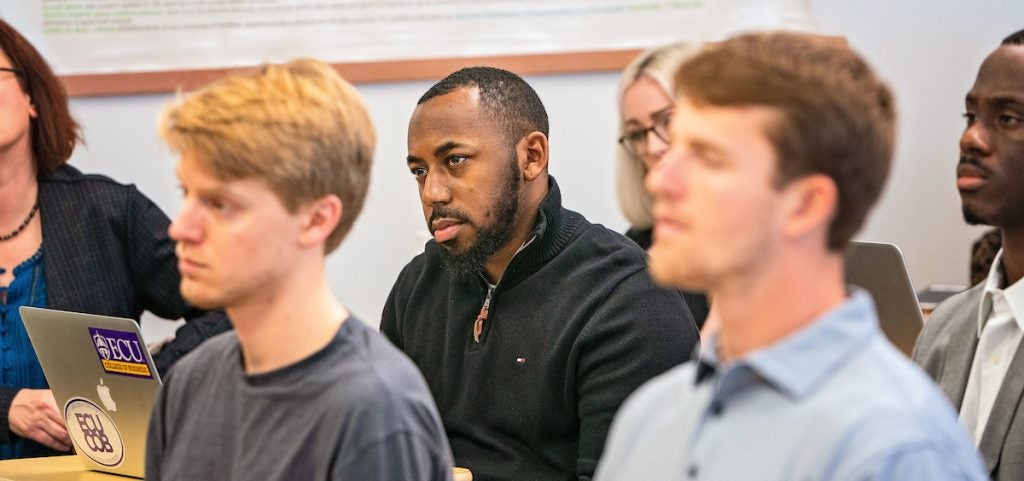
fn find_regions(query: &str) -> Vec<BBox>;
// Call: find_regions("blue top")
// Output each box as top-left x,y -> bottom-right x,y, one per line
594,290 -> 988,481
0,248 -> 49,459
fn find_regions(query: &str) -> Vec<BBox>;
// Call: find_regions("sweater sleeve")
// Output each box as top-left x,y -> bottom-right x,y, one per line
573,271 -> 698,480
380,279 -> 404,351
381,255 -> 426,351
123,186 -> 232,375
0,387 -> 17,444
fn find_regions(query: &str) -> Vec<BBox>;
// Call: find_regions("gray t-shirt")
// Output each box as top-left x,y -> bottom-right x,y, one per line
146,316 -> 453,481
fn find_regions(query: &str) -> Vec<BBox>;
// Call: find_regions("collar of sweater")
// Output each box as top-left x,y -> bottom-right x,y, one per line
496,175 -> 583,286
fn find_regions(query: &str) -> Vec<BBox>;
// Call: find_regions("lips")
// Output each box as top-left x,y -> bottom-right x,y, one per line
956,162 -> 989,191
431,218 -> 463,243
652,210 -> 687,240
177,257 -> 206,277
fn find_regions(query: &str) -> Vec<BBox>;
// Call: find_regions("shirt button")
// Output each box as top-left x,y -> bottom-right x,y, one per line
688,464 -> 698,478
710,402 -> 724,416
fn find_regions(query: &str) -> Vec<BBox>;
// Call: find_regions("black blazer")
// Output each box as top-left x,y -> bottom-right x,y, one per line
0,165 -> 231,445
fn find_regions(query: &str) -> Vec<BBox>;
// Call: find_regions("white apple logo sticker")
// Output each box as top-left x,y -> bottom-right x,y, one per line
97,378 -> 117,412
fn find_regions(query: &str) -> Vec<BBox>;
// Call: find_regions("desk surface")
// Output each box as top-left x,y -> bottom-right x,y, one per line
0,456 -> 472,481
0,456 -> 118,480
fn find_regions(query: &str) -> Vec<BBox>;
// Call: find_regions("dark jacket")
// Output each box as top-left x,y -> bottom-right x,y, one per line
0,165 -> 231,445
382,178 -> 698,481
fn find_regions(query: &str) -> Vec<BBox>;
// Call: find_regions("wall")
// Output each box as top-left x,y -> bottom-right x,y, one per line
61,0 -> 1024,339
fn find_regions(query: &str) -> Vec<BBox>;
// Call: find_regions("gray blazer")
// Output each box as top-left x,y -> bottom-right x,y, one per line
914,283 -> 1024,481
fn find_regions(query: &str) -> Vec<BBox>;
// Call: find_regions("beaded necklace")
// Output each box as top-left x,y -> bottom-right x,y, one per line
0,201 -> 40,282
0,201 -> 39,242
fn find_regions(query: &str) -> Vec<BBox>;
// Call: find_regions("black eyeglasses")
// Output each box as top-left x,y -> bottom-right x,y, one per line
0,67 -> 22,77
618,110 -> 673,159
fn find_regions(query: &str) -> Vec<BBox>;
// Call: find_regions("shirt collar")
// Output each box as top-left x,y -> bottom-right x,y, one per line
696,289 -> 880,400
978,249 -> 1024,335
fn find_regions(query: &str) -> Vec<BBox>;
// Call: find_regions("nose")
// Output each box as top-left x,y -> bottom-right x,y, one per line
646,145 -> 687,199
960,120 -> 992,157
168,198 -> 203,244
420,171 -> 452,206
643,130 -> 670,167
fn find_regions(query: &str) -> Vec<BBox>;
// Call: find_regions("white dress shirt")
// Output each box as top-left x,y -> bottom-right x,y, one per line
960,249 -> 1024,444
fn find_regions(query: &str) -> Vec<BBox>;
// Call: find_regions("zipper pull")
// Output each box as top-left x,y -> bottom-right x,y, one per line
474,285 -> 495,343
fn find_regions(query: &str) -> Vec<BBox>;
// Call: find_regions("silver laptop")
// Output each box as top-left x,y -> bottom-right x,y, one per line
20,306 -> 162,478
844,241 -> 925,356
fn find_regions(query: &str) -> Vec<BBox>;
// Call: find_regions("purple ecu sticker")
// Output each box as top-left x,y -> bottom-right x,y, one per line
88,327 -> 153,379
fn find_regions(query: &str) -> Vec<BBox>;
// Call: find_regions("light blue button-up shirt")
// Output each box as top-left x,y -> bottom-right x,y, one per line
595,290 -> 987,481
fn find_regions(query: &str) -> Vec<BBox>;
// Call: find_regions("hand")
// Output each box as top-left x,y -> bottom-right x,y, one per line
9,389 -> 71,451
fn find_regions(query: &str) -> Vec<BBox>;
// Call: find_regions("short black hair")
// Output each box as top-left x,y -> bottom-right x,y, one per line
1002,28 -> 1024,46
418,66 -> 549,145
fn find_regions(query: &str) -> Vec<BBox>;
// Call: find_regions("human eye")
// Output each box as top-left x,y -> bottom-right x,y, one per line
446,155 -> 468,167
962,112 -> 976,127
656,110 -> 675,128
654,118 -> 673,141
201,195 -> 232,213
998,113 -> 1023,128
623,130 -> 645,144
697,153 -> 724,168
692,145 -> 726,168
409,166 -> 427,178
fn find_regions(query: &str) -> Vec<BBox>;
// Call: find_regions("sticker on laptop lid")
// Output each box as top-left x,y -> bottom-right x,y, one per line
65,397 -> 125,468
89,327 -> 153,379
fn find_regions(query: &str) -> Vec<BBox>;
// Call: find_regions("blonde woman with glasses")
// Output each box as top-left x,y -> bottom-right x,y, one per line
616,42 -> 709,327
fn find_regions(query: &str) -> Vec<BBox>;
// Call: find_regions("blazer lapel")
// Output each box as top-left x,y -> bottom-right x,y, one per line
940,286 -> 985,409
978,336 -> 1024,474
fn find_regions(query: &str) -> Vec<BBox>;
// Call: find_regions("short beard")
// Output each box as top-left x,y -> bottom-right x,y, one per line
962,206 -> 988,226
437,154 -> 522,280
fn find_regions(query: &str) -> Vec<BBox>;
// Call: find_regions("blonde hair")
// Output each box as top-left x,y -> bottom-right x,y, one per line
159,58 -> 376,253
615,42 -> 702,229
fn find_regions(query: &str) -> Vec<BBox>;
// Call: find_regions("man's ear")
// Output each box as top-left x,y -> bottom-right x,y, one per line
298,194 -> 343,249
779,174 -> 838,243
518,131 -> 549,182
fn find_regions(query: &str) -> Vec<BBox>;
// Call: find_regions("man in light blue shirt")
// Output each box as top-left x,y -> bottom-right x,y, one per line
594,32 -> 987,481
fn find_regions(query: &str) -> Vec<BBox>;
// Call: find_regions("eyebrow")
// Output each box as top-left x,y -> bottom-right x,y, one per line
689,137 -> 728,158
406,140 -> 467,164
991,95 -> 1024,109
624,106 -> 675,128
965,92 -> 1024,108
652,105 -> 675,118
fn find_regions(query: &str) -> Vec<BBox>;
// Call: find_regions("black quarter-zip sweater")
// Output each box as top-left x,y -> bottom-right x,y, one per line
382,177 -> 699,481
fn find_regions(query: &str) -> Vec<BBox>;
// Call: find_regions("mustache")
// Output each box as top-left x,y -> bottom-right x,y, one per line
428,206 -> 472,234
958,155 -> 993,175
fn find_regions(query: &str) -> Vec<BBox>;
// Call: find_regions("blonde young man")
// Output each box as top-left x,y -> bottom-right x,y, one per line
595,33 -> 986,480
145,59 -> 453,481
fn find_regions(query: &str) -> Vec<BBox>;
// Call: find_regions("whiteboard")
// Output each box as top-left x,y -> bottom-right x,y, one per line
6,0 -> 822,96
7,0 -> 719,95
